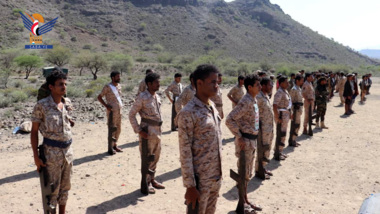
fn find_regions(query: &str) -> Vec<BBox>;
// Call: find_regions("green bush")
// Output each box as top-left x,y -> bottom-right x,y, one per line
13,80 -> 26,89
14,104 -> 24,111
24,87 -> 38,97
139,22 -> 146,32
67,87 -> 85,98
85,89 -> 94,97
29,77 -> 37,83
10,90 -> 28,102
83,44 -> 92,50
75,22 -> 86,28
153,44 -> 164,52
123,84 -> 135,92
12,8 -> 23,16
0,94 -> 12,108
136,56 -> 148,62
157,52 -> 175,63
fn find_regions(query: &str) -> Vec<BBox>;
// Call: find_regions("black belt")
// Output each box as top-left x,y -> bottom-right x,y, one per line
293,102 -> 303,106
141,118 -> 163,126
240,131 -> 258,140
43,138 -> 72,148
215,104 -> 223,107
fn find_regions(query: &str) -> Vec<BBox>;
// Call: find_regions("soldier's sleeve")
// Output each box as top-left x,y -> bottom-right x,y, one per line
175,94 -> 183,113
164,83 -> 173,98
227,87 -> 234,97
137,81 -> 145,96
99,85 -> 108,98
256,97 -> 265,119
289,90 -> 295,102
31,103 -> 43,123
177,111 -> 196,188
64,98 -> 74,116
225,100 -> 246,137
128,95 -> 143,134
273,92 -> 281,105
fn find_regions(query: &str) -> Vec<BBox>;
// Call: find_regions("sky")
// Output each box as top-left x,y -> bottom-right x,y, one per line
224,0 -> 380,50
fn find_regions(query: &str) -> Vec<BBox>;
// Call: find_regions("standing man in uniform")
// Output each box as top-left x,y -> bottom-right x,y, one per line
255,77 -> 274,180
227,75 -> 245,108
165,73 -> 183,131
136,69 -> 153,97
302,73 -> 315,135
288,74 -> 304,147
31,70 -> 74,214
210,73 -> 224,119
98,71 -> 123,155
273,76 -> 292,161
129,72 -> 165,194
177,64 -> 223,214
338,72 -> 347,106
287,73 -> 296,92
175,73 -> 196,114
315,77 -> 329,128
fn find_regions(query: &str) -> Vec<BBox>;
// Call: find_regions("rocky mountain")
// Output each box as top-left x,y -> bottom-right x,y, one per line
1,0 -> 377,66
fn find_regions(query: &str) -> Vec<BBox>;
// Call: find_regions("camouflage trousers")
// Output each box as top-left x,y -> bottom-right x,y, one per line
290,108 -> 303,141
303,101 -> 314,127
139,136 -> 161,181
255,130 -> 273,172
316,102 -> 327,122
188,178 -> 221,214
43,144 -> 73,206
276,111 -> 290,154
235,138 -> 257,181
107,108 -> 122,143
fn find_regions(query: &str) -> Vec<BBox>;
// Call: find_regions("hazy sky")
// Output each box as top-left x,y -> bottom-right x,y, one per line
224,0 -> 380,50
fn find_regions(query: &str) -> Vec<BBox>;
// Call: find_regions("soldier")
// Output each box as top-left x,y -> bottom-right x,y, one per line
177,64 -> 223,214
338,72 -> 347,106
273,76 -> 291,161
136,69 -> 153,97
227,75 -> 245,108
31,70 -> 74,214
350,73 -> 359,112
37,67 -> 63,101
288,74 -> 304,147
210,73 -> 224,119
315,77 -> 329,129
367,73 -> 372,94
129,73 -> 165,194
175,73 -> 196,114
287,73 -> 295,92
165,73 -> 183,131
255,77 -> 274,180
328,72 -> 336,99
343,74 -> 355,115
97,71 -> 123,155
359,75 -> 368,103
302,72 -> 315,135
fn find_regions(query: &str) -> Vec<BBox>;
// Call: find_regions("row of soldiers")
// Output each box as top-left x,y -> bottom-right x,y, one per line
30,65 -> 372,214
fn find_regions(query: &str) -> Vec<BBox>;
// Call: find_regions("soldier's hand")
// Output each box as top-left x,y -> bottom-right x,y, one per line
185,187 -> 200,209
139,131 -> 148,139
69,119 -> 75,127
238,137 -> 246,150
34,156 -> 46,172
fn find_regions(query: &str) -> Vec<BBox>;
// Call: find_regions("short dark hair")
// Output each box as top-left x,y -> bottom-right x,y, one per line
47,70 -> 67,87
278,76 -> 288,84
290,73 -> 296,77
189,72 -> 194,80
145,73 -> 160,84
244,74 -> 260,91
258,71 -> 266,77
218,73 -> 223,77
295,74 -> 303,82
110,71 -> 120,78
146,69 -> 153,75
193,64 -> 220,89
238,75 -> 244,81
174,73 -> 182,78
260,77 -> 271,87
305,72 -> 312,78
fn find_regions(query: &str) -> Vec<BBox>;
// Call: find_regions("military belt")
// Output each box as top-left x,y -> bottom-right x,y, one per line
141,118 -> 163,126
43,138 -> 72,148
240,131 -> 258,140
215,103 -> 223,107
292,102 -> 303,106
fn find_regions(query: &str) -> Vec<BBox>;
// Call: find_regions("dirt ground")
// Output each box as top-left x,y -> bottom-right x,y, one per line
0,78 -> 379,214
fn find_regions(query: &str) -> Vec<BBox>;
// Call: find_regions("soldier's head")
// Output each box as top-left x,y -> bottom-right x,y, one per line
189,72 -> 195,87
110,71 -> 121,84
290,73 -> 296,79
193,64 -> 220,98
305,72 -> 313,82
260,77 -> 273,95
145,69 -> 154,75
217,73 -> 223,85
145,73 -> 161,92
244,74 -> 261,97
47,70 -> 67,96
174,73 -> 182,83
258,71 -> 267,77
295,74 -> 304,86
238,75 -> 245,86
318,77 -> 327,85
278,76 -> 289,89
347,74 -> 354,81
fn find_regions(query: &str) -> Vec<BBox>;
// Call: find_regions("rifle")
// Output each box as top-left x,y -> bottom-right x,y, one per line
274,111 -> 283,159
288,103 -> 301,146
108,111 -> 117,155
230,150 -> 246,214
38,145 -> 57,214
308,103 -> 313,136
186,175 -> 200,214
140,126 -> 155,195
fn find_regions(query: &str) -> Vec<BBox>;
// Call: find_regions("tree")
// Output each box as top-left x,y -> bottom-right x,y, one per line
44,45 -> 72,67
0,69 -> 11,88
0,49 -> 19,70
73,52 -> 91,76
109,53 -> 134,76
88,54 -> 107,80
14,55 -> 43,79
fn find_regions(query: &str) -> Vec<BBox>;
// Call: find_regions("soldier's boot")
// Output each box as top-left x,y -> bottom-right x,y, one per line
321,122 -> 329,129
315,121 -> 320,129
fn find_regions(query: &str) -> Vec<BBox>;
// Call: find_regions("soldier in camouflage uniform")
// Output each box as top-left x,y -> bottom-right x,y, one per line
287,73 -> 296,92
37,67 -> 65,101
31,70 -> 74,214
210,73 -> 224,119
255,77 -> 274,180
175,73 -> 196,114
177,64 -> 222,214
338,72 -> 347,105
136,69 -> 153,97
129,73 -> 165,194
98,71 -> 123,155
302,73 -> 315,134
315,77 -> 329,129
288,74 -> 304,147
165,73 -> 183,131
227,75 -> 245,108
273,76 -> 291,161
226,74 -> 263,213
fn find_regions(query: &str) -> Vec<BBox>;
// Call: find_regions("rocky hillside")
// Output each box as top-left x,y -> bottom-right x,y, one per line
1,0 -> 378,66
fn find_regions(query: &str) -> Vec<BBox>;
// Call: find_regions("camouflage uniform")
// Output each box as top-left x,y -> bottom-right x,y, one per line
227,84 -> 245,108
99,83 -> 123,143
165,81 -> 183,130
338,77 -> 346,104
287,79 -> 295,92
302,81 -> 315,128
31,95 -> 74,206
136,79 -> 147,97
129,90 -> 162,182
315,85 -> 329,122
210,88 -> 223,119
175,84 -> 195,113
226,93 -> 259,181
255,91 -> 274,173
289,85 -> 303,142
177,96 -> 222,214
273,88 -> 291,154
